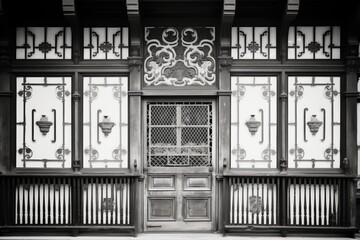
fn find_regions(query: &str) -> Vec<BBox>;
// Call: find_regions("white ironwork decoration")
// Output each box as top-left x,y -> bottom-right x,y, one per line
144,27 -> 216,86
83,27 -> 129,60
288,26 -> 340,59
231,27 -> 277,59
230,77 -> 277,168
16,77 -> 72,168
83,77 -> 128,168
16,27 -> 72,60
288,76 -> 341,168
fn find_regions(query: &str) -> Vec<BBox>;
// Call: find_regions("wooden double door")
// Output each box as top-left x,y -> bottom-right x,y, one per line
143,100 -> 216,231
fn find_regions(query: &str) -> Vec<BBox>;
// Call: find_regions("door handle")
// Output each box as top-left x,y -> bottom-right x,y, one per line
147,225 -> 162,228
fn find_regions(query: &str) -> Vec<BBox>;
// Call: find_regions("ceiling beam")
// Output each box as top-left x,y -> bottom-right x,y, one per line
220,0 -> 235,56
280,0 -> 300,63
63,0 -> 80,63
127,0 -> 141,57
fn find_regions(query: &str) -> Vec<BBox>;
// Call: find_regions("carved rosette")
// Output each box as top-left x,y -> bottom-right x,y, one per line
144,27 -> 216,86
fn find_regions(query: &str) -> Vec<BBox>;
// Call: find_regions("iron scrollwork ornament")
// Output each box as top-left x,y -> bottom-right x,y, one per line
98,116 -> 115,136
245,115 -> 261,135
144,27 -> 216,86
307,115 -> 323,135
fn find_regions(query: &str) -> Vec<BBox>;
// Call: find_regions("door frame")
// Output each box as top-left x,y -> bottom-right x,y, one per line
141,97 -> 218,232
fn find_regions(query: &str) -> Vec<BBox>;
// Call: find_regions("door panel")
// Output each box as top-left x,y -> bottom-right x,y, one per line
144,101 -> 215,231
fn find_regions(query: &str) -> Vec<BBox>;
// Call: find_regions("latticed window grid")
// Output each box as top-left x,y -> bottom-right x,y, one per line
230,76 -> 277,169
288,76 -> 341,168
288,26 -> 340,59
83,27 -> 129,60
83,77 -> 128,168
16,77 -> 72,168
147,102 -> 213,167
16,27 -> 72,60
231,27 -> 277,60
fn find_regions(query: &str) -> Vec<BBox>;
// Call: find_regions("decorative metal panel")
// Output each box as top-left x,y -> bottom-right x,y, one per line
288,26 -> 340,59
16,27 -> 72,60
231,27 -> 277,59
288,76 -> 341,168
230,181 -> 277,225
16,77 -> 72,168
230,77 -> 277,168
83,27 -> 129,60
144,27 -> 216,86
83,77 -> 128,168
147,102 -> 213,167
82,179 -> 130,225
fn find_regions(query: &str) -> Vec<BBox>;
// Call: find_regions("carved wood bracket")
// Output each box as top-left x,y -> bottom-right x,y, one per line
220,0 -> 235,57
127,0 -> 141,57
280,0 -> 300,62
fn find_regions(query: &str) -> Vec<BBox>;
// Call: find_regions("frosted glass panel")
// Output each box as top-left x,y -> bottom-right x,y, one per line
83,27 -> 129,60
230,76 -> 277,168
16,77 -> 72,168
16,27 -> 72,59
288,76 -> 341,168
231,27 -> 277,59
288,26 -> 340,59
83,77 -> 128,168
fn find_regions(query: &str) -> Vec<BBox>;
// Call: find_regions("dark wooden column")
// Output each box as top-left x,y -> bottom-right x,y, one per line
127,0 -> 142,233
344,1 -> 360,231
63,0 -> 81,171
218,0 -> 235,232
0,0 -> 11,173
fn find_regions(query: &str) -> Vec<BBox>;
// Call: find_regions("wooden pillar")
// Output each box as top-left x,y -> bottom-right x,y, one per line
127,0 -> 142,233
0,0 -> 11,173
218,0 -> 235,233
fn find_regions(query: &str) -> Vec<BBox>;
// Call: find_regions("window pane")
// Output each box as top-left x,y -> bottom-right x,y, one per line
230,76 -> 277,168
288,26 -> 341,60
231,27 -> 277,60
16,77 -> 72,168
16,27 -> 72,60
83,27 -> 129,60
83,77 -> 128,168
288,76 -> 341,168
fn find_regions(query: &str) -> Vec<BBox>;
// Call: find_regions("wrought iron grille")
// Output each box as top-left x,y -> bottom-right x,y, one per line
83,27 -> 129,60
16,27 -> 72,60
288,26 -> 341,59
231,27 -> 277,60
147,102 -> 213,167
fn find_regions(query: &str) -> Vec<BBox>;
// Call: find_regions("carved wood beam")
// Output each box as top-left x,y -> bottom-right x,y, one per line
62,0 -> 80,63
219,0 -> 235,57
0,0 -> 10,68
127,0 -> 141,57
280,0 -> 300,63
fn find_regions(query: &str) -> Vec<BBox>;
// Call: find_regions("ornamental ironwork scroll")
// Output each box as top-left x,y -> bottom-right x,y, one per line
83,28 -> 129,60
16,77 -> 72,168
230,77 -> 277,168
231,27 -> 277,59
16,27 -> 72,60
144,27 -> 216,86
288,26 -> 341,59
288,76 -> 340,168
83,77 -> 128,168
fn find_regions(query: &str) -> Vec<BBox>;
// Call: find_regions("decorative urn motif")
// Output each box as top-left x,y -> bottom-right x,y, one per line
245,115 -> 261,135
36,115 -> 53,135
307,115 -> 323,135
98,116 -> 115,136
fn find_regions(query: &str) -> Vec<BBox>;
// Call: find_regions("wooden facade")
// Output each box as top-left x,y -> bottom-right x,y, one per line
0,0 -> 360,237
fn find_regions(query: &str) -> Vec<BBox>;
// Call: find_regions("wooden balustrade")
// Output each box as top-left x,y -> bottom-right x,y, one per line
223,175 -> 357,236
0,174 -> 138,235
